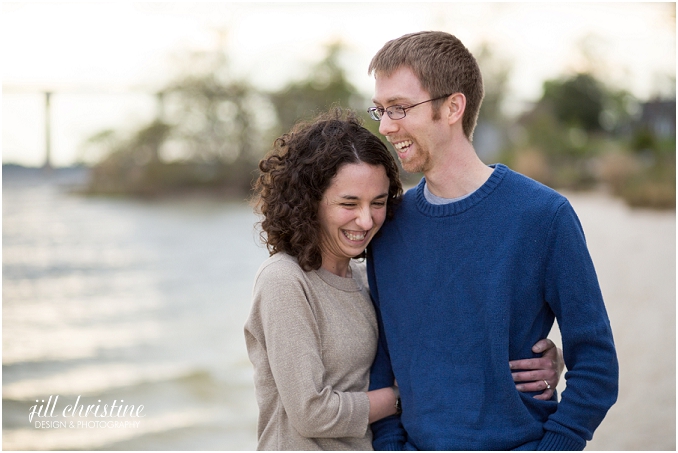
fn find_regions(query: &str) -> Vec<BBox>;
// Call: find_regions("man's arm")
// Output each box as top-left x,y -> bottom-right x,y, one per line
537,201 -> 619,450
367,253 -> 407,451
510,338 -> 565,400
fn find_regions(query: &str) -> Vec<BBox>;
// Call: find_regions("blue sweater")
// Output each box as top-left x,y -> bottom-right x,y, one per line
367,164 -> 618,451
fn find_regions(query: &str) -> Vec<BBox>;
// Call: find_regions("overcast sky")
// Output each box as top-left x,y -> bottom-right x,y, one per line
2,2 -> 675,166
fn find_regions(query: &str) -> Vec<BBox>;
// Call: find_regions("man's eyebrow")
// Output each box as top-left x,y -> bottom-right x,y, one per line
371,96 -> 406,105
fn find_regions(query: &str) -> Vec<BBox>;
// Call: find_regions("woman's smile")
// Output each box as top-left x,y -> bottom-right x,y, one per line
318,162 -> 390,276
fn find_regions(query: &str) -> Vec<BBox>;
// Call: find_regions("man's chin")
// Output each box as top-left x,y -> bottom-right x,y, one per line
400,161 -> 424,174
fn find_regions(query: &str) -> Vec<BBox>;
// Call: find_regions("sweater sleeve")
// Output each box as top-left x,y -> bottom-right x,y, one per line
251,261 -> 370,439
538,201 -> 619,450
367,253 -> 407,450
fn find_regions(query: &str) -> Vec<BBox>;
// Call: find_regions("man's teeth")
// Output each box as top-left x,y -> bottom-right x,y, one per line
394,140 -> 413,151
343,230 -> 367,241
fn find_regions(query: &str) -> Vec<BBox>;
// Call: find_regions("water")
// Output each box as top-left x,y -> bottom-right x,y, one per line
3,167 -> 269,450
3,167 -> 675,450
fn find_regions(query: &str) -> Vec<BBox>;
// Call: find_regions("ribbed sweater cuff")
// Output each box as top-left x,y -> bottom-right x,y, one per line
373,439 -> 405,451
375,442 -> 403,451
537,431 -> 586,451
353,391 -> 372,438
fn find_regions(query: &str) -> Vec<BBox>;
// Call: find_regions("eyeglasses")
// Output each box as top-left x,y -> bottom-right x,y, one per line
367,94 -> 452,121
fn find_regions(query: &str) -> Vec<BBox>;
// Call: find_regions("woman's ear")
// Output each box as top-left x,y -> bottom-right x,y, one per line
446,93 -> 466,126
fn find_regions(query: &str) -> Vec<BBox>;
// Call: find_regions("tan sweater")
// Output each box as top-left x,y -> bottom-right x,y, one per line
244,253 -> 378,450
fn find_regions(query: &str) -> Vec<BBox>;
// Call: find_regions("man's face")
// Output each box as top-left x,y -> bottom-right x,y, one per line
371,66 -> 445,174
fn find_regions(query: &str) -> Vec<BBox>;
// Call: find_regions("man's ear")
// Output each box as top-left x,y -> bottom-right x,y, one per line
446,93 -> 466,126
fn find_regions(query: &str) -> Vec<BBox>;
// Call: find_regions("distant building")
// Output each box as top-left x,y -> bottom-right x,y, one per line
473,121 -> 504,161
638,99 -> 676,138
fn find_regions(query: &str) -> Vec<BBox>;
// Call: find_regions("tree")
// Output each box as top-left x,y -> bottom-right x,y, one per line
542,73 -> 605,132
160,48 -> 271,166
269,41 -> 368,135
83,47 -> 273,197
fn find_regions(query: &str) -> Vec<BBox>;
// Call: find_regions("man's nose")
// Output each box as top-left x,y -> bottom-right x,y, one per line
379,114 -> 398,136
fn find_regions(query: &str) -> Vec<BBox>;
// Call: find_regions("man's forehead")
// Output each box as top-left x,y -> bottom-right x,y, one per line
371,66 -> 428,105
373,86 -> 423,106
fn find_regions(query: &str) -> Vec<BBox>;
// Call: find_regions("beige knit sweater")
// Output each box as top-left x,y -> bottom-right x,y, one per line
244,253 -> 378,450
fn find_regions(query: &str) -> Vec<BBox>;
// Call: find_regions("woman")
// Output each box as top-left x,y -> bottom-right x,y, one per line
245,109 -> 561,450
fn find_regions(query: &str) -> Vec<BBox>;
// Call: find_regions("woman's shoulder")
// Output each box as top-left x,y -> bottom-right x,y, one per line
255,253 -> 305,283
257,252 -> 300,271
251,253 -> 313,316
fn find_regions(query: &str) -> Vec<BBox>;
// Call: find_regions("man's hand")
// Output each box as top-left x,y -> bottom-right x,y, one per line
509,339 -> 564,400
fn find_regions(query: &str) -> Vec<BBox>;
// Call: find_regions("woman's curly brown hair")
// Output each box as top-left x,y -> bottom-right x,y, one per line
252,108 -> 403,271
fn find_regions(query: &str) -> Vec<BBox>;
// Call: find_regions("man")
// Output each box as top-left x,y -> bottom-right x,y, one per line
365,31 -> 618,450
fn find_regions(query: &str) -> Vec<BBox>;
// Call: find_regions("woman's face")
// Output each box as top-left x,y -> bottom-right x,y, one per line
318,162 -> 390,272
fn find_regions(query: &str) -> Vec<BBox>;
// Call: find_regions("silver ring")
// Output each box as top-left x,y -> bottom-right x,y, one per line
543,380 -> 551,390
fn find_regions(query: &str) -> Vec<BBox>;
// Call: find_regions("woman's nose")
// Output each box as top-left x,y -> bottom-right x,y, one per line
355,207 -> 374,230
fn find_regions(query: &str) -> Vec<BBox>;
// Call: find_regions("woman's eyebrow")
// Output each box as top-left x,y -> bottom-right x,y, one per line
338,193 -> 388,200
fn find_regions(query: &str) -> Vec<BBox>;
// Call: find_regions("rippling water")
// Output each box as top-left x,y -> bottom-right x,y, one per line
3,166 -> 675,450
3,167 -> 269,450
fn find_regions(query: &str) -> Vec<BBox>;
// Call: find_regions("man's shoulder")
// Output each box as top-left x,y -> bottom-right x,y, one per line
401,180 -> 423,202
502,165 -> 569,212
502,165 -> 558,194
393,180 -> 424,214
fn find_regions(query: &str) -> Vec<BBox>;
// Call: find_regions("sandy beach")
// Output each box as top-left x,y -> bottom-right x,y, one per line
553,191 -> 675,450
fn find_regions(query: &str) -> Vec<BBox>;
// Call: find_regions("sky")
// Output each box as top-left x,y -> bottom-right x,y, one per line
2,2 -> 676,167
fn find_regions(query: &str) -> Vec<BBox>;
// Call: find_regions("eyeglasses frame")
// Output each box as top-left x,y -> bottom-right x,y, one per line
367,94 -> 453,121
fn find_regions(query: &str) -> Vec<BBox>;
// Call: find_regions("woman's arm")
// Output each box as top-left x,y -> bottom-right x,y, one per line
509,338 -> 565,400
249,261 -> 371,439
366,255 -> 408,450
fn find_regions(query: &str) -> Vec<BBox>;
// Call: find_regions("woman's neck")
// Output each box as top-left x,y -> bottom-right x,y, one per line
321,258 -> 352,278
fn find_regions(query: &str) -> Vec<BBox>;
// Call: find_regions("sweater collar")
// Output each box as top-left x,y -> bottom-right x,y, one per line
415,164 -> 508,217
314,261 -> 364,292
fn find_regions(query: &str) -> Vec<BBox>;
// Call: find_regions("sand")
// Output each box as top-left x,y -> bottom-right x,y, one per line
552,191 -> 676,450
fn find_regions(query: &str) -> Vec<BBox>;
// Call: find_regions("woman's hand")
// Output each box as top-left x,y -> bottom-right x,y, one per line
509,339 -> 564,400
367,386 -> 399,423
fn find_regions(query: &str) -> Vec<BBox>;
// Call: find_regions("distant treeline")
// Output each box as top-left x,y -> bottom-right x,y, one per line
79,43 -> 675,209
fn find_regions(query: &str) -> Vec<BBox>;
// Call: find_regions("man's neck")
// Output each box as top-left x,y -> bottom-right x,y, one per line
424,139 -> 494,199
